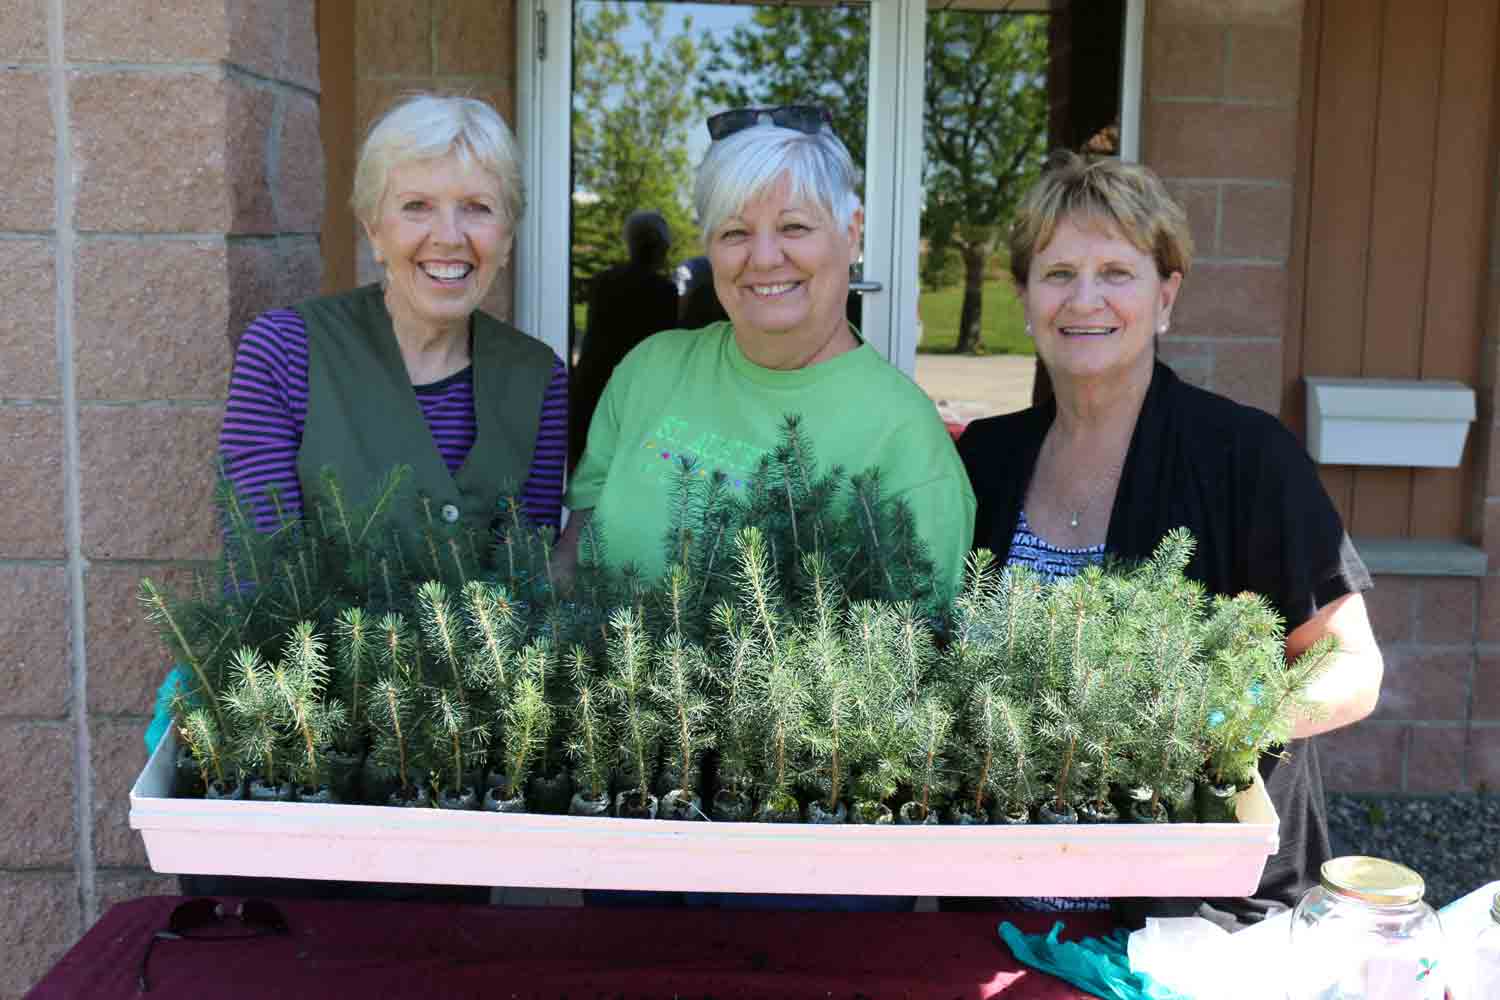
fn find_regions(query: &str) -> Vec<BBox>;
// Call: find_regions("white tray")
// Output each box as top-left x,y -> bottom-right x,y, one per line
130,732 -> 1279,896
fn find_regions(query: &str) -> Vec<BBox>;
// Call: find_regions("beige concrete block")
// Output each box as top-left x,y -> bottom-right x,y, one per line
1405,725 -> 1469,793
358,0 -> 433,77
1163,181 -> 1217,257
0,406 -> 66,559
86,564 -> 199,717
92,718 -> 151,867
73,73 -> 276,235
73,239 -> 233,401
225,239 -> 283,350
0,0 -> 48,62
1319,721 -> 1405,792
277,235 -> 325,307
1373,648 -> 1473,723
1172,262 -> 1288,340
0,239 -> 59,399
283,0 -> 321,92
1144,101 -> 1297,180
96,870 -> 181,918
1365,575 -> 1417,643
227,0 -> 283,80
1220,184 -> 1292,259
227,80 -> 278,234
0,722 -> 76,867
78,405 -> 221,560
65,0 -> 229,62
0,72 -> 55,232
277,91 -> 325,233
0,874 -> 81,999
0,566 -> 72,720
1146,23 -> 1225,100
1417,577 -> 1480,643
1210,339 -> 1283,414
1150,0 -> 1301,27
1227,25 -> 1301,104
435,0 -> 512,76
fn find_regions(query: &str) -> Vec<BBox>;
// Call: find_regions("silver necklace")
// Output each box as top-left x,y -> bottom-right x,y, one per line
1043,433 -> 1122,532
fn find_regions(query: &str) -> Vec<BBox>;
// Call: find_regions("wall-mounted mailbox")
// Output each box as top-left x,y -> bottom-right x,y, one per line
1305,377 -> 1475,468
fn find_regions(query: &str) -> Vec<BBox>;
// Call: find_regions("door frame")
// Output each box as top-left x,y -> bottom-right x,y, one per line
514,0 -> 1147,376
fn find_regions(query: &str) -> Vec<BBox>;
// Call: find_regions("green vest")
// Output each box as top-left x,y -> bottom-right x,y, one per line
295,284 -> 554,566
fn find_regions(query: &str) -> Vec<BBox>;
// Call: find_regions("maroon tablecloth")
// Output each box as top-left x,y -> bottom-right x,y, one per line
28,896 -> 1113,998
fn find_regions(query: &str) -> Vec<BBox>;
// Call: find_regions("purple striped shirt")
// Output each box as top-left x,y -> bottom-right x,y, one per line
220,308 -> 568,536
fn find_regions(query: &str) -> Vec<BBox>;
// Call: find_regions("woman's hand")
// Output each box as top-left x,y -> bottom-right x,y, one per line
1285,592 -> 1384,738
550,508 -> 593,595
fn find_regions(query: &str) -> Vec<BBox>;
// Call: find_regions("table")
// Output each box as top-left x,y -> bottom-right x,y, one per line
28,896 -> 1112,998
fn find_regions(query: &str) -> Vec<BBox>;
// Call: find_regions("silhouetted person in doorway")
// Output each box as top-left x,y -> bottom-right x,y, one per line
570,211 -> 679,469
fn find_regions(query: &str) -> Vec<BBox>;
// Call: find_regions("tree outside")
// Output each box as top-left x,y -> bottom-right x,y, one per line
572,2 -> 704,304
700,7 -> 1049,355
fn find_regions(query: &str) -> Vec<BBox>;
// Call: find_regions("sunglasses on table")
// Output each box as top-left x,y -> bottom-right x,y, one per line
706,105 -> 833,141
138,897 -> 289,993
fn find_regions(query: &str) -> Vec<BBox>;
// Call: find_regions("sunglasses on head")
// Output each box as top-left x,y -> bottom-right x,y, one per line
138,897 -> 289,992
706,105 -> 833,141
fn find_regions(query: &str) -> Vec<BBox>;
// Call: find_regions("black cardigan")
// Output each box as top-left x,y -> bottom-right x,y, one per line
957,361 -> 1372,918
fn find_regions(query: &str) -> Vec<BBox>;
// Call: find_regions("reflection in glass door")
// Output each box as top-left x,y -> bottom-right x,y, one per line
912,2 -> 1126,432
566,0 -> 879,457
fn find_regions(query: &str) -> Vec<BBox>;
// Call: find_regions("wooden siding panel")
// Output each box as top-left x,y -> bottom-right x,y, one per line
1302,0 -> 1384,527
1412,0 -> 1498,537
1351,1 -> 1444,535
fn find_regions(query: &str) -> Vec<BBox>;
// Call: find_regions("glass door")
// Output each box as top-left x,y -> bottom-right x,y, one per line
516,0 -> 1140,431
515,0 -> 922,375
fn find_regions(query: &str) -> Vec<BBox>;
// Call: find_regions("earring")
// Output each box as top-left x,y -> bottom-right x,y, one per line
1157,322 -> 1169,334
1025,321 -> 1033,336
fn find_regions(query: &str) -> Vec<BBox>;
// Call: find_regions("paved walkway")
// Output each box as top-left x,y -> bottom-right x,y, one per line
914,352 -> 1037,425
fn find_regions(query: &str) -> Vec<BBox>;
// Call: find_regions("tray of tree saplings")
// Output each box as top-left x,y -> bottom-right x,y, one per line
131,438 -> 1307,895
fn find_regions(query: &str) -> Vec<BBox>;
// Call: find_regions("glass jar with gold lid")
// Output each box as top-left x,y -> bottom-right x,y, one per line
1287,856 -> 1445,999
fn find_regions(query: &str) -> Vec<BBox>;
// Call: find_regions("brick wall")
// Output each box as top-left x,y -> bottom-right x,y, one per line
0,1 -> 321,993
1143,0 -> 1301,413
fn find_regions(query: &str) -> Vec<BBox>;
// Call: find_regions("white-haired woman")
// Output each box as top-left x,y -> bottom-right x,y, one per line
173,93 -> 567,903
558,106 -> 974,601
219,92 -> 567,553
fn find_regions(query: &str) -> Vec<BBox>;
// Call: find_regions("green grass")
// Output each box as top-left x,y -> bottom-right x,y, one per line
576,281 -> 1034,358
916,280 -> 1034,356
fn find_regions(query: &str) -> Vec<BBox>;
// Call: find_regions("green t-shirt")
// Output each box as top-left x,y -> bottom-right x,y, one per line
565,322 -> 976,600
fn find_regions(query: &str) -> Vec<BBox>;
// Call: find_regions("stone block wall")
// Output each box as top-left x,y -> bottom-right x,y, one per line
1143,0 -> 1301,414
0,0 -> 321,993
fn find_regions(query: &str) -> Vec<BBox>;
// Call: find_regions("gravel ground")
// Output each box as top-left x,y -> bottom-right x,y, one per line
1326,793 -> 1500,908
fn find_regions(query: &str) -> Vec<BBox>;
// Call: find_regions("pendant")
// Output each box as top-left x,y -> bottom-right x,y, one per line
1069,512 -> 1080,529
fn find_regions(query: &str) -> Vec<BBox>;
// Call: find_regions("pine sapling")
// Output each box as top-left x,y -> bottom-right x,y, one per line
333,607 -> 372,751
416,580 -> 468,693
904,695 -> 956,821
139,578 -> 226,735
565,647 -> 613,803
649,630 -> 714,809
177,706 -> 230,789
366,657 -> 423,798
604,607 -> 659,804
425,686 -> 489,801
223,646 -> 286,790
499,652 -> 552,804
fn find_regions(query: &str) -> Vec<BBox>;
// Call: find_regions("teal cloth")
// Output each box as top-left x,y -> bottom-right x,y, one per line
144,665 -> 190,751
997,921 -> 1188,1000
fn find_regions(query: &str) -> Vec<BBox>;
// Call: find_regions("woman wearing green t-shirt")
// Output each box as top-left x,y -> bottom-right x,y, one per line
557,107 -> 974,600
